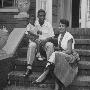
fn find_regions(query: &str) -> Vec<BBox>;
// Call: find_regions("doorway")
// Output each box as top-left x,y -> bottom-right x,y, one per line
72,0 -> 80,28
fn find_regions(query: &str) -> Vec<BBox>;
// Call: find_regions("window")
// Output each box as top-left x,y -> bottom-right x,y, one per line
87,0 -> 90,20
0,0 -> 16,8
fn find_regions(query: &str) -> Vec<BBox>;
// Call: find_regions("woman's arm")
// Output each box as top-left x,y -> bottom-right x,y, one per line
62,38 -> 73,54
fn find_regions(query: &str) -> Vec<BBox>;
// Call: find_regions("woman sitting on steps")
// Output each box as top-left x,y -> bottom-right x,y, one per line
32,19 -> 80,90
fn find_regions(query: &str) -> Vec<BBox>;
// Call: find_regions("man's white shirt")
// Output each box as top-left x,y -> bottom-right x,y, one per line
35,20 -> 54,40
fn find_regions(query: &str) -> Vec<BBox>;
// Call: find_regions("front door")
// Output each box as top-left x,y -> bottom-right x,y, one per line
72,0 -> 80,28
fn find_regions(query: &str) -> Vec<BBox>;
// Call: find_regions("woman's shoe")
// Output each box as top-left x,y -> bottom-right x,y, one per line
45,62 -> 55,71
32,69 -> 49,84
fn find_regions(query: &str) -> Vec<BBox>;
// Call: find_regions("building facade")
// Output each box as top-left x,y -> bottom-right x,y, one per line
0,0 -> 90,28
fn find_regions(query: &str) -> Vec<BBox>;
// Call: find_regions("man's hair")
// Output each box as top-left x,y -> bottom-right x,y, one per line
60,19 -> 69,27
38,9 -> 46,16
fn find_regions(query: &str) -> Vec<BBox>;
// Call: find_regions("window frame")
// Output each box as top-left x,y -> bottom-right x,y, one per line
0,0 -> 18,12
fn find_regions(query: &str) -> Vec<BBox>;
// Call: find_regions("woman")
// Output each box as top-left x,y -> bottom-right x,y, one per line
32,19 -> 80,90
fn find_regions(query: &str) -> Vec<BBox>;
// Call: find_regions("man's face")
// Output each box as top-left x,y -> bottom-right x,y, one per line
38,11 -> 46,24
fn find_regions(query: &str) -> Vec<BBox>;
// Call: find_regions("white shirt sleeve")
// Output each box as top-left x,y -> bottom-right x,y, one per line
47,22 -> 55,37
25,24 -> 31,34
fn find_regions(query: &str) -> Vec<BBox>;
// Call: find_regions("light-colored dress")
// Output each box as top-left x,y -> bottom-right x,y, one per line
48,31 -> 80,87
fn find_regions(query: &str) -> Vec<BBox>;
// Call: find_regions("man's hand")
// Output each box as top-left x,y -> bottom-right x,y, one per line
37,30 -> 42,35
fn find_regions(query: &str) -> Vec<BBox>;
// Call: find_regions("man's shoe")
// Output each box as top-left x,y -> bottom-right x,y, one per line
23,69 -> 32,77
32,80 -> 41,85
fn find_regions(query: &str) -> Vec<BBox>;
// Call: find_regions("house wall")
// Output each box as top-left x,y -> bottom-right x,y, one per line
52,0 -> 72,27
0,0 -> 72,30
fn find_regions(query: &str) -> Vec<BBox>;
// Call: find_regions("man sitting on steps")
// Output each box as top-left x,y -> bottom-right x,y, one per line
24,9 -> 55,77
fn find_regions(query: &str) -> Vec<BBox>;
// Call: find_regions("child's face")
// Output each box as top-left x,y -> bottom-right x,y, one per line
58,23 -> 66,34
29,17 -> 35,25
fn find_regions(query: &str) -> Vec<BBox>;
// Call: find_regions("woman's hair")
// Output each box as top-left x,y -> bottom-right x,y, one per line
59,19 -> 69,27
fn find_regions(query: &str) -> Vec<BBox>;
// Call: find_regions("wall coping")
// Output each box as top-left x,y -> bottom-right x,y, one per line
0,8 -> 19,12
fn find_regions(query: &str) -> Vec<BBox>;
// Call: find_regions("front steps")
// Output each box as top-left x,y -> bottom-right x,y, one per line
5,28 -> 90,90
8,58 -> 55,89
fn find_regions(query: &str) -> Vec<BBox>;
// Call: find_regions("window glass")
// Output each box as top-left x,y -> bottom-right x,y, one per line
0,0 -> 16,8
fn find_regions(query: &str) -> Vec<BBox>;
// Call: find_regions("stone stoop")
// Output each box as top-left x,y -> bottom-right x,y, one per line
8,71 -> 55,89
6,37 -> 90,90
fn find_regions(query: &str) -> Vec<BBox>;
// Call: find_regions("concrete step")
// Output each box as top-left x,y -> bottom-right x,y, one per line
72,75 -> 90,86
75,39 -> 90,45
67,85 -> 90,90
15,58 -> 90,69
8,71 -> 55,88
76,49 -> 90,56
14,58 -> 46,72
78,69 -> 90,76
78,61 -> 90,75
75,39 -> 90,50
79,61 -> 90,70
17,47 -> 90,60
8,71 -> 90,89
14,49 -> 90,72
4,84 -> 90,90
18,47 -> 90,56
4,85 -> 54,90
75,49 -> 90,61
54,28 -> 90,39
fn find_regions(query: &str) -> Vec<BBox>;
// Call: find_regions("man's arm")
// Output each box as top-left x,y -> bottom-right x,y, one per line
39,36 -> 54,46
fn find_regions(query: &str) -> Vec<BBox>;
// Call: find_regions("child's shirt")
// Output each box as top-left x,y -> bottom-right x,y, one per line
25,23 -> 38,43
25,23 -> 37,35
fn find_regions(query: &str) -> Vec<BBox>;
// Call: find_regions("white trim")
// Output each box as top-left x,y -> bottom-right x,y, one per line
0,8 -> 19,12
80,0 -> 87,28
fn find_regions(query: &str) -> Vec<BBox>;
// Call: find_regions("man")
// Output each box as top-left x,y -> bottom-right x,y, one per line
24,9 -> 55,77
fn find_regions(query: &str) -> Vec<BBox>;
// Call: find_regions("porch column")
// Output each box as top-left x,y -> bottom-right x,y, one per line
80,0 -> 87,28
36,0 -> 52,25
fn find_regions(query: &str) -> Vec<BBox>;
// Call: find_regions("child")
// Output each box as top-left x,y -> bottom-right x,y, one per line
25,14 -> 43,61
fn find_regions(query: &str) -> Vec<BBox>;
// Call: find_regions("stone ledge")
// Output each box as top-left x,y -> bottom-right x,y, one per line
75,39 -> 90,44
8,71 -> 55,88
78,61 -> 90,70
72,75 -> 90,86
53,28 -> 90,36
76,49 -> 90,56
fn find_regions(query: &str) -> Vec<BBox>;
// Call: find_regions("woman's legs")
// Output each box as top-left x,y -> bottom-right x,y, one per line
32,51 -> 56,84
50,70 -> 65,90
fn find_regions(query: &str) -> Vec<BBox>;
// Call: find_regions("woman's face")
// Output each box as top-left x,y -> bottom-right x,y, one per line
58,23 -> 66,34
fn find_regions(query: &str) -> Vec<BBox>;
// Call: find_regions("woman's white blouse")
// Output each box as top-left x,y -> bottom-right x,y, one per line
58,31 -> 75,50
